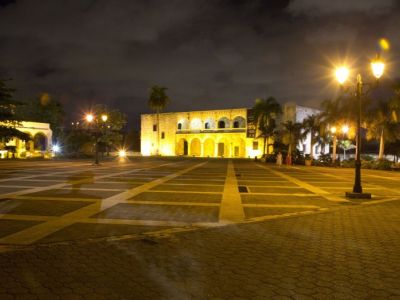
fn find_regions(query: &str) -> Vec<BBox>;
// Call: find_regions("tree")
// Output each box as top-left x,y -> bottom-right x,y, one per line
302,114 -> 320,159
17,93 -> 65,142
92,104 -> 127,155
0,79 -> 30,143
339,140 -> 356,160
280,121 -> 303,162
319,97 -> 345,163
252,97 -> 282,155
366,99 -> 397,159
148,85 -> 170,155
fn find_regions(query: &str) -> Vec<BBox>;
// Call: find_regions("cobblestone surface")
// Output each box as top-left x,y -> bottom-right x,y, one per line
0,199 -> 399,299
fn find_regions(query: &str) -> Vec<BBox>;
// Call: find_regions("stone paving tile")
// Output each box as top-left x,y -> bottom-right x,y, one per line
166,179 -> 225,185
25,189 -> 119,199
38,223 -> 171,243
240,194 -> 334,207
0,219 -> 41,238
66,182 -> 141,190
92,203 -> 220,222
247,187 -> 314,194
1,199 -> 399,298
243,207 -> 318,219
129,192 -> 222,203
102,177 -> 156,183
238,181 -> 298,187
0,180 -> 63,187
0,199 -> 93,216
151,184 -> 224,192
0,187 -> 30,195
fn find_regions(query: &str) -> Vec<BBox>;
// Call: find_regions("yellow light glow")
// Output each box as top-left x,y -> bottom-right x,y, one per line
160,146 -> 173,156
86,114 -> 94,122
118,149 -> 126,157
371,58 -> 385,79
141,142 -> 152,156
342,125 -> 349,134
248,148 -> 261,158
379,38 -> 390,51
335,66 -> 349,84
101,114 -> 108,122
330,126 -> 337,134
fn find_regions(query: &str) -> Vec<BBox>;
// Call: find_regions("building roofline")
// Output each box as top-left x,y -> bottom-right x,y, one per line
141,107 -> 249,116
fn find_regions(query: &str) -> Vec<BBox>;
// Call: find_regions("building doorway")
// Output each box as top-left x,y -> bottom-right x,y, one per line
183,141 -> 188,155
218,143 -> 224,157
234,146 -> 239,157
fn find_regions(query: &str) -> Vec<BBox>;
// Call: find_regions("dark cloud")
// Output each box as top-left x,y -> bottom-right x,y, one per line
0,0 -> 399,128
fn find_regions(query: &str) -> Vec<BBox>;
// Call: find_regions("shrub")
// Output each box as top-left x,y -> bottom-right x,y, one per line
264,154 -> 276,163
372,159 -> 392,170
341,159 -> 355,168
361,154 -> 375,161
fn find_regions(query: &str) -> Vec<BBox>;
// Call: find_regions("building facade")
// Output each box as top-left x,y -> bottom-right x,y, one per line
141,104 -> 329,158
141,108 -> 266,158
281,103 -> 329,157
0,121 -> 53,159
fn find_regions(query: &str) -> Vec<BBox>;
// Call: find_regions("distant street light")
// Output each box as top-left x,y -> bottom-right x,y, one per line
85,113 -> 108,165
334,55 -> 385,199
86,114 -> 94,123
341,125 -> 349,134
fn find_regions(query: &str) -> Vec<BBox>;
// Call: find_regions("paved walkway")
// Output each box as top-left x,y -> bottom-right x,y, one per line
0,158 -> 399,298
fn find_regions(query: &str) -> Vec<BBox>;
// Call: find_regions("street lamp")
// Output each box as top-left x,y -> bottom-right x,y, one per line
330,126 -> 337,163
341,125 -> 349,134
334,56 -> 385,199
85,113 -> 108,165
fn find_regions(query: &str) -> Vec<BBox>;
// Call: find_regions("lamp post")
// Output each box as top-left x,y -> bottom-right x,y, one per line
330,126 -> 337,164
334,55 -> 384,199
85,113 -> 108,165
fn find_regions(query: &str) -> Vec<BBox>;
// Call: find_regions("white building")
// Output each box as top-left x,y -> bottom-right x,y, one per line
0,121 -> 53,159
282,103 -> 329,157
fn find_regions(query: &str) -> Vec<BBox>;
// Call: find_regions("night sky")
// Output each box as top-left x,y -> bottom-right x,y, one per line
1,0 -> 400,128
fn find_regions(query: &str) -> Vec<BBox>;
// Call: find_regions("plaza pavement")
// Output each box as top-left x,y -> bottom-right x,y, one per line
0,157 -> 399,299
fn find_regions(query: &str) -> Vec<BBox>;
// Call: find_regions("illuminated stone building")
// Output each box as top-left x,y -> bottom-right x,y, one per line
0,121 -> 53,159
282,103 -> 329,157
141,108 -> 265,158
141,103 -> 329,158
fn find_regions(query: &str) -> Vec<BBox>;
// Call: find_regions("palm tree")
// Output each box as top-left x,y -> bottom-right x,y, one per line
319,98 -> 343,163
366,99 -> 397,159
148,85 -> 170,155
301,114 -> 320,159
252,97 -> 282,155
281,121 -> 303,163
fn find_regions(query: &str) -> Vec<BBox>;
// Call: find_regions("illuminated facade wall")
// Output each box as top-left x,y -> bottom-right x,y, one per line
0,121 -> 52,159
141,108 -> 268,158
282,103 -> 329,157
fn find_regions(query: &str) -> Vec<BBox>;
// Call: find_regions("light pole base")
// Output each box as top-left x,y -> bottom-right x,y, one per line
345,192 -> 371,199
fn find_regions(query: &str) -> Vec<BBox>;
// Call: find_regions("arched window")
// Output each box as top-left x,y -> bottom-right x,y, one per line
232,116 -> 246,128
218,121 -> 225,128
177,123 -> 182,130
205,122 -> 210,129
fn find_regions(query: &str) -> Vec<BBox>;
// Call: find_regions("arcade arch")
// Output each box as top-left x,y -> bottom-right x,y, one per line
217,117 -> 230,129
33,132 -> 47,151
203,138 -> 215,157
233,116 -> 246,128
190,138 -> 201,156
176,138 -> 188,155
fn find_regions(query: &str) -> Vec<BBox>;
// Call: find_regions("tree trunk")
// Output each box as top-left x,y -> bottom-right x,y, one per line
156,111 -> 160,155
309,130 -> 313,159
378,129 -> 384,160
332,135 -> 337,163
263,136 -> 267,156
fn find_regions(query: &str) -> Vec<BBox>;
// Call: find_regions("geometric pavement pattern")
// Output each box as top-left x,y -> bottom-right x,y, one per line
0,157 -> 399,246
